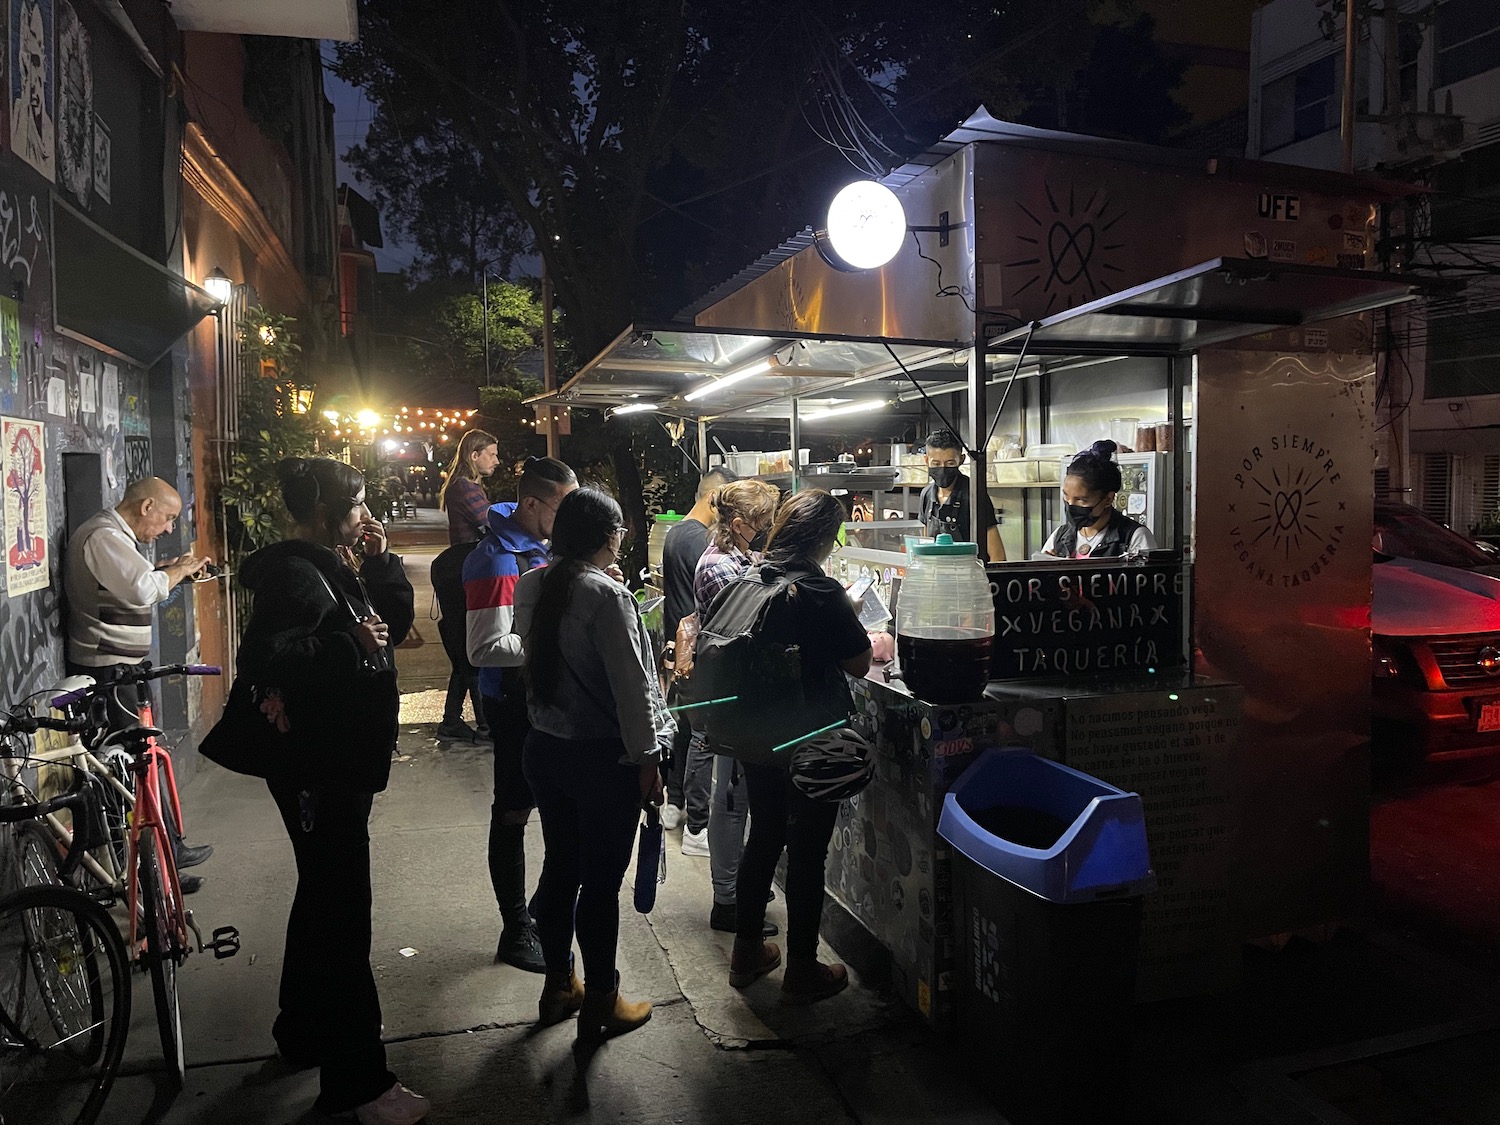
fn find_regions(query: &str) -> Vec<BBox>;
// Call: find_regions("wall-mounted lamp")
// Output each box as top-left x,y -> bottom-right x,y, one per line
814,180 -> 967,272
203,266 -> 234,305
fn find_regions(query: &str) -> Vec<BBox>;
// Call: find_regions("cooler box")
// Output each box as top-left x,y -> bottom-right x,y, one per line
938,749 -> 1155,1124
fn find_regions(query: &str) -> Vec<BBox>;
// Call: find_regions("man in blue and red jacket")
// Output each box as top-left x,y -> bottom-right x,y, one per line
464,456 -> 577,973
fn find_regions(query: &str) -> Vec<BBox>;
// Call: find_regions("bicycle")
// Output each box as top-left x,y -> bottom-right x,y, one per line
50,666 -> 239,1088
0,768 -> 130,1125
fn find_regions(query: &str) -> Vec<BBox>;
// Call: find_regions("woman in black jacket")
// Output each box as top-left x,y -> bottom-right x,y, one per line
234,457 -> 425,1125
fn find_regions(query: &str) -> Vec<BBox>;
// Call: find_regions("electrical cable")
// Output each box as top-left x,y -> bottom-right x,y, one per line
910,230 -> 977,313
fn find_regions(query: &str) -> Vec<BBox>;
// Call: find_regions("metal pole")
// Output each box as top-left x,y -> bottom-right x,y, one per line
697,420 -> 709,474
1340,0 -> 1357,174
966,318 -> 988,548
789,399 -> 802,494
541,256 -> 560,460
482,272 -> 491,387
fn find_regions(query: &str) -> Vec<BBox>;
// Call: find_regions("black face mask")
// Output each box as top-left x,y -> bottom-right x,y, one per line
747,528 -> 769,553
1067,501 -> 1102,530
929,465 -> 961,488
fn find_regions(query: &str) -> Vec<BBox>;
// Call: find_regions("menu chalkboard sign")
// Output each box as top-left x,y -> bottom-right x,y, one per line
986,561 -> 1188,679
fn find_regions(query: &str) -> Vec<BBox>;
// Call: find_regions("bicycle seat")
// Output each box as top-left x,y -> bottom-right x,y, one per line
99,725 -> 164,750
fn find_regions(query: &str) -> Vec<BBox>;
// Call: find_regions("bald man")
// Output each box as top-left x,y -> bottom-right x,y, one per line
64,476 -> 214,887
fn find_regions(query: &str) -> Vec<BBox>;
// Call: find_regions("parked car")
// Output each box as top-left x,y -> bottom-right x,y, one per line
1373,501 -> 1500,769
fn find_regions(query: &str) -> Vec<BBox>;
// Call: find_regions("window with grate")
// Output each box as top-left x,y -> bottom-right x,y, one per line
1481,454 -> 1500,525
1421,453 -> 1452,525
1375,465 -> 1392,499
1436,0 -> 1500,89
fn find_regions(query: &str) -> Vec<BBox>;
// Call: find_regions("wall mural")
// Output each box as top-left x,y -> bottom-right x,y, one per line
56,0 -> 91,207
10,0 -> 56,183
91,114 -> 108,202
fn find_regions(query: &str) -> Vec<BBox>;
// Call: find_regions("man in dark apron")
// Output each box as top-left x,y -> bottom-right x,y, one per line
917,429 -> 1006,562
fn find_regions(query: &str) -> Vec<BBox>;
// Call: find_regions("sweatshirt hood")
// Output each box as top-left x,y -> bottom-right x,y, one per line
486,502 -> 548,555
239,538 -> 342,591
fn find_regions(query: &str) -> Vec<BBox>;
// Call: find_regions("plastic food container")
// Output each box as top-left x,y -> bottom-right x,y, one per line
726,451 -> 760,476
647,511 -> 684,574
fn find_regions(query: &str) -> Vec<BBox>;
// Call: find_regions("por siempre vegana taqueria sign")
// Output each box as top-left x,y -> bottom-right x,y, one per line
986,563 -> 1187,679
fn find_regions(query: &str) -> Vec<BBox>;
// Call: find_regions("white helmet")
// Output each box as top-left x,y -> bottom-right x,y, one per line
790,729 -> 875,803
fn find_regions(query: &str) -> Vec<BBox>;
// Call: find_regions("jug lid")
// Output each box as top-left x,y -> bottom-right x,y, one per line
911,533 -> 977,557
654,510 -> 684,523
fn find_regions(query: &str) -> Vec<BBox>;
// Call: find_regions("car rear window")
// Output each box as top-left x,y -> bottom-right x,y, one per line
1374,506 -> 1494,569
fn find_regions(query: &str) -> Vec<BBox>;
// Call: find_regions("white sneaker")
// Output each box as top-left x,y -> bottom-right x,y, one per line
354,1082 -> 430,1125
681,826 -> 710,857
661,804 -> 684,831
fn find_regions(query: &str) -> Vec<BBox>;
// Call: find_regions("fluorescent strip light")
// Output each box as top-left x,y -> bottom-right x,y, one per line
610,402 -> 659,416
800,400 -> 890,422
683,358 -> 774,402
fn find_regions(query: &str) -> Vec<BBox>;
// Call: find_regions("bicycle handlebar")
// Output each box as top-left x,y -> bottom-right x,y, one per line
50,662 -> 222,709
0,712 -> 92,736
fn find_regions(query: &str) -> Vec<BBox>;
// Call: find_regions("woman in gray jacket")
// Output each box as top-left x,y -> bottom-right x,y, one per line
513,487 -> 670,1042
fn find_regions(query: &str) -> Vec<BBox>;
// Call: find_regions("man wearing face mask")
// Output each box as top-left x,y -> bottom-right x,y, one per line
918,430 -> 1006,562
1038,441 -> 1156,559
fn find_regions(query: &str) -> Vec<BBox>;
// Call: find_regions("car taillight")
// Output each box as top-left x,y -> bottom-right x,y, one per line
1372,635 -> 1423,687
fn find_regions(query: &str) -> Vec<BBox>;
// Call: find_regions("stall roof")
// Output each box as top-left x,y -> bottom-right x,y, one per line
988,257 -> 1430,356
536,323 -> 963,421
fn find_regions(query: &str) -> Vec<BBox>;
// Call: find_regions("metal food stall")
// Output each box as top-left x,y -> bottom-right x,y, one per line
536,109 -> 1433,1023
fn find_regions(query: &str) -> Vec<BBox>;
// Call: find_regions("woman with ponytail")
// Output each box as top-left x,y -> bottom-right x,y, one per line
512,487 -> 671,1042
233,457 -> 426,1124
1038,440 -> 1156,559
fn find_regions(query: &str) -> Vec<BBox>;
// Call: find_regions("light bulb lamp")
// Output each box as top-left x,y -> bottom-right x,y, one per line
814,180 -> 968,273
610,402 -> 659,416
683,357 -> 776,403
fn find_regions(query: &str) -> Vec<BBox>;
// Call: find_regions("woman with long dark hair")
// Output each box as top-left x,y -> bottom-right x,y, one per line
234,457 -> 425,1124
512,487 -> 669,1041
729,489 -> 872,1004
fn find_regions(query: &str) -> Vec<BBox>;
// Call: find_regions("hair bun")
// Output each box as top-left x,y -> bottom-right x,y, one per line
1089,440 -> 1118,460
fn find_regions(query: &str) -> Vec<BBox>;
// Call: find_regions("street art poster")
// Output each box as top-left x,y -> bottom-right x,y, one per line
10,0 -> 55,182
2,415 -> 47,594
57,1 -> 91,207
0,297 -> 16,398
100,360 -> 117,426
92,114 -> 108,201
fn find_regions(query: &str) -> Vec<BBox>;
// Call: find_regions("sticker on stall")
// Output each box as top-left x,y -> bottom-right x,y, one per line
1270,238 -> 1297,262
1244,231 -> 1268,259
1303,327 -> 1329,350
1343,231 -> 1367,251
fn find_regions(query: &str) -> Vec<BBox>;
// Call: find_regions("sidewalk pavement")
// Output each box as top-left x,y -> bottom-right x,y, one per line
101,712 -> 1500,1125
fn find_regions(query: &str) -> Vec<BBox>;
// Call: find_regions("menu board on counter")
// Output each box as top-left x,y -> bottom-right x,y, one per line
1060,685 -> 1242,1001
986,561 -> 1188,680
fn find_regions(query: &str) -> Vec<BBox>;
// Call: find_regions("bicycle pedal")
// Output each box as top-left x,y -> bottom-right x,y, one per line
207,925 -> 240,960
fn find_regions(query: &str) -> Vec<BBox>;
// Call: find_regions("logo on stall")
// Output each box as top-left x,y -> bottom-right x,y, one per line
1008,182 -> 1128,315
1228,431 -> 1349,588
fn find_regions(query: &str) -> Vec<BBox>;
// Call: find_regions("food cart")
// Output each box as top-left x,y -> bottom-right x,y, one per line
535,109 -> 1434,1022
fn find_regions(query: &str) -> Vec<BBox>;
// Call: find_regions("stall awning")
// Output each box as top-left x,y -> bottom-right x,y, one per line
988,257 -> 1431,356
536,323 -> 965,422
54,201 -> 221,368
166,0 -> 356,41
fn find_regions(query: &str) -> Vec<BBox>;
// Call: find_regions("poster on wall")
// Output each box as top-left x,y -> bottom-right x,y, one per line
56,1 -> 91,207
92,114 -> 108,202
100,360 -> 117,426
2,415 -> 47,594
10,0 -> 55,182
0,297 -> 16,397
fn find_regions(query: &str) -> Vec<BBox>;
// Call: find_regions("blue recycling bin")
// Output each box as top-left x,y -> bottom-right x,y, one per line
938,749 -> 1155,1125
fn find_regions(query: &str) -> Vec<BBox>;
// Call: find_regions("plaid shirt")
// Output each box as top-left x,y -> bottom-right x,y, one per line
693,544 -> 751,621
445,478 -> 492,545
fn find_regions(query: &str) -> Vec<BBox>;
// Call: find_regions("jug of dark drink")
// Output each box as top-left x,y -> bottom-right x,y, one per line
895,534 -> 994,703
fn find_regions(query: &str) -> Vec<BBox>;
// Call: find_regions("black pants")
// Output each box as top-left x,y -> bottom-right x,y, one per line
483,693 -> 534,928
735,762 -> 840,962
269,781 -> 395,1114
437,616 -> 483,728
522,728 -> 641,985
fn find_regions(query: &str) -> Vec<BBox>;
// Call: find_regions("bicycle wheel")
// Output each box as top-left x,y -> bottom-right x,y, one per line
0,884 -> 130,1125
138,831 -> 185,1087
93,752 -> 133,883
13,820 -> 63,890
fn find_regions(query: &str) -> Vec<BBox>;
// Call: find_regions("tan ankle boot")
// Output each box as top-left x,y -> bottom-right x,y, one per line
728,939 -> 781,988
538,971 -> 585,1026
577,972 -> 651,1042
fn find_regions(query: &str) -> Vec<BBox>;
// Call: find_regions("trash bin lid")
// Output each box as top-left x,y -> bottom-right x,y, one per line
937,749 -> 1155,904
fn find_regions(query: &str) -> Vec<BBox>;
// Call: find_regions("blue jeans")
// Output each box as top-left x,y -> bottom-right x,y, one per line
522,728 -> 642,985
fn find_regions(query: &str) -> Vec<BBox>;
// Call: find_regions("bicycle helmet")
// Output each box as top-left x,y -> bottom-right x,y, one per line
789,729 -> 875,803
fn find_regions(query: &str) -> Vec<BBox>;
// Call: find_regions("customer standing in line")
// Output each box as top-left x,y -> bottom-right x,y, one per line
660,467 -> 737,851
513,488 -> 670,1040
234,457 -> 425,1125
465,456 -> 579,973
434,429 -> 500,744
691,478 -> 782,937
729,490 -> 872,1004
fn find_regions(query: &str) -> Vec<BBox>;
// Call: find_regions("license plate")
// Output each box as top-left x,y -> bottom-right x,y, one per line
1479,701 -> 1500,733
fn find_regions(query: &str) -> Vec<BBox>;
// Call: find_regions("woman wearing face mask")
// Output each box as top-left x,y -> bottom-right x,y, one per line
1039,440 -> 1156,559
689,479 -> 782,936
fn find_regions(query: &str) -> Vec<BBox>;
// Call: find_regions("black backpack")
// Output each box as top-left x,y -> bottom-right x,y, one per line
692,562 -> 849,766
